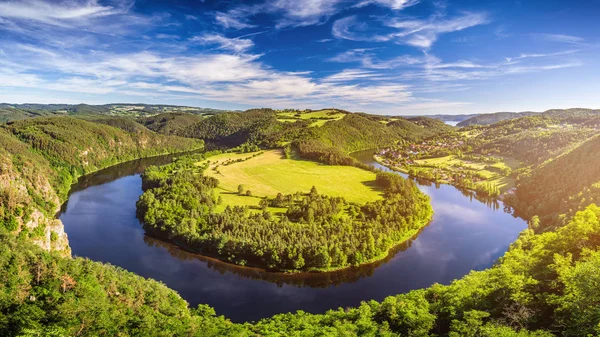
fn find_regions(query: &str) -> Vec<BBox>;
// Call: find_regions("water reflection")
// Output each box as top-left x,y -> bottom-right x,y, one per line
59,150 -> 527,322
143,229 -> 423,289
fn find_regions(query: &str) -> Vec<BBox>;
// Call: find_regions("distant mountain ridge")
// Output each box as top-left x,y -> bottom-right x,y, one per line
456,108 -> 600,127
0,103 -> 236,123
457,111 -> 539,126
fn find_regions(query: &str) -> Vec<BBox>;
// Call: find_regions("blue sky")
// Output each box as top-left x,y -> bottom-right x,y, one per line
0,0 -> 598,115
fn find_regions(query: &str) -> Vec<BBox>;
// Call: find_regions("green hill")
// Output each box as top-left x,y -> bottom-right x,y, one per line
137,112 -> 205,134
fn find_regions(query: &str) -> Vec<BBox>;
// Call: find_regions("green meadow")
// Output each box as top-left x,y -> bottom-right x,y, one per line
200,150 -> 383,212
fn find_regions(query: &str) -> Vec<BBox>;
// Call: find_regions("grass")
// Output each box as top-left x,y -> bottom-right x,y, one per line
275,109 -> 347,127
413,155 -> 519,192
200,150 -> 383,213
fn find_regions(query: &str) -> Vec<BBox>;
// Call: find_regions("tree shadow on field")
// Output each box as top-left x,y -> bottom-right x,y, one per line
361,180 -> 384,196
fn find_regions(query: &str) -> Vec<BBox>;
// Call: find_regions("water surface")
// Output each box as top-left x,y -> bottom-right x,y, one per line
59,150 -> 526,322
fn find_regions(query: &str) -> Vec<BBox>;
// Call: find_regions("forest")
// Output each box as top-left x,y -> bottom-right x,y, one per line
137,154 -> 433,271
4,202 -> 600,336
2,107 -> 600,335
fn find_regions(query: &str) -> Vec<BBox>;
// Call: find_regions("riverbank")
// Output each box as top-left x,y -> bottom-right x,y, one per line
137,150 -> 434,273
373,154 -> 515,198
142,215 -> 431,274
61,147 -> 526,321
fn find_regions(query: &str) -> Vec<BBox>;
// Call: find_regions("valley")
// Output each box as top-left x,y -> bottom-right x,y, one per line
2,107 -> 600,336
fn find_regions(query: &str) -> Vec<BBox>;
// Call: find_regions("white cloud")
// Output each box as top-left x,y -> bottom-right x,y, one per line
322,69 -> 383,82
271,0 -> 342,27
0,0 -> 117,26
355,0 -> 419,10
214,0 -> 343,30
533,33 -> 585,44
0,41 -> 420,110
332,16 -> 391,42
504,49 -> 580,62
386,12 -> 489,48
214,11 -> 257,30
214,0 -> 421,30
329,49 -> 424,69
190,34 -> 254,54
333,12 -> 489,49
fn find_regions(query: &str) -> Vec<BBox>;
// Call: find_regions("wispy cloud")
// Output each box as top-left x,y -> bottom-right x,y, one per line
332,16 -> 391,42
329,49 -> 423,69
387,12 -> 489,48
532,33 -> 585,44
271,0 -> 342,28
322,69 -> 384,82
355,0 -> 420,10
504,49 -> 580,62
214,0 -> 421,30
0,0 -> 118,26
190,34 -> 255,54
332,11 -> 489,48
214,10 -> 257,30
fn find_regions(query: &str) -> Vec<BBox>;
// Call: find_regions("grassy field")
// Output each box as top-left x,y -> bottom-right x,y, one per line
275,109 -> 347,127
200,150 -> 383,212
414,155 -> 519,191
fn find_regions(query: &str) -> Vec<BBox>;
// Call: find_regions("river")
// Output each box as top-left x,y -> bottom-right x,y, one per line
58,150 -> 526,322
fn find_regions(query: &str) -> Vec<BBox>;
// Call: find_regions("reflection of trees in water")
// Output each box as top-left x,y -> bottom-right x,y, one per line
58,151 -> 200,215
64,151 -> 202,194
142,227 -> 427,288
352,149 -> 513,216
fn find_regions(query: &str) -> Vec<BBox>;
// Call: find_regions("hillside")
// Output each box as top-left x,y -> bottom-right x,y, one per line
469,115 -> 597,164
416,113 -> 478,123
0,116 -> 202,258
3,112 -> 600,335
506,135 -> 600,229
137,112 -> 205,134
457,111 -> 539,127
457,108 -> 600,127
0,103 -> 232,123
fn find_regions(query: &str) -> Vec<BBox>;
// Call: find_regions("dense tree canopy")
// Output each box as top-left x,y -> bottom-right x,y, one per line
137,154 -> 433,271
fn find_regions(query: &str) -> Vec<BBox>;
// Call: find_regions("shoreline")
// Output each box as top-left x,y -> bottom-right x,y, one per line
142,215 -> 433,275
56,145 -> 204,216
373,154 -> 508,199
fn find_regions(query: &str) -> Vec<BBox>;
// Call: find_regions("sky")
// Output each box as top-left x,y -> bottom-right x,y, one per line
0,0 -> 599,115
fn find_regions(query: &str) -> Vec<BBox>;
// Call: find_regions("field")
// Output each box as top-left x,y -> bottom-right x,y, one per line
275,109 -> 347,127
200,150 -> 383,212
414,155 -> 519,191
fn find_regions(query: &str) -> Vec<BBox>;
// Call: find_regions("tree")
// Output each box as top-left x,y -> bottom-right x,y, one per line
259,199 -> 268,210
238,184 -> 245,195
529,215 -> 540,230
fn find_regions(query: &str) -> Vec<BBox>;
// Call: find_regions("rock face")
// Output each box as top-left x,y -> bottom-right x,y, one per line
0,132 -> 71,256
25,210 -> 71,257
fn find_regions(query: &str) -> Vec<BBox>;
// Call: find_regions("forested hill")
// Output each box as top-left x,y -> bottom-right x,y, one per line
417,113 -> 478,122
0,103 -> 232,123
150,108 -> 453,158
507,134 -> 600,229
0,116 -> 202,256
137,112 -> 205,134
457,108 -> 600,127
5,197 -> 600,335
4,112 -> 600,335
457,111 -> 539,127
467,115 -> 597,165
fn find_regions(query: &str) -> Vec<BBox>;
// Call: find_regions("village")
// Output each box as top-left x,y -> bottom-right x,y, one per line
375,136 -> 514,198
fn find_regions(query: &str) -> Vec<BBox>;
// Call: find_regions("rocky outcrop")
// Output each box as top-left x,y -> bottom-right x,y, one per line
25,210 -> 70,257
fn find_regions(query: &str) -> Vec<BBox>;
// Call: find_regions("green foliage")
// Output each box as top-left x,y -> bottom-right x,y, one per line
137,112 -> 205,134
2,215 -> 18,232
0,228 -> 242,337
3,117 -> 202,201
507,135 -> 600,229
137,155 -> 433,272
